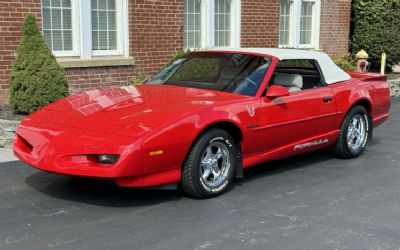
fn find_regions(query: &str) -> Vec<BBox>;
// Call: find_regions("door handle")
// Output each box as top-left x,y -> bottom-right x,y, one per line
322,96 -> 333,103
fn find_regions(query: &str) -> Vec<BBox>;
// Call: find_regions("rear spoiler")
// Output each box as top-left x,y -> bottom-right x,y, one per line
347,71 -> 388,82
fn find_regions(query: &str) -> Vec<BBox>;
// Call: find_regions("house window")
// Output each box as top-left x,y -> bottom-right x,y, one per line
184,0 -> 202,49
183,0 -> 241,49
41,0 -> 129,58
42,0 -> 73,54
214,0 -> 231,47
278,0 -> 320,49
299,1 -> 314,45
91,0 -> 117,52
279,0 -> 292,46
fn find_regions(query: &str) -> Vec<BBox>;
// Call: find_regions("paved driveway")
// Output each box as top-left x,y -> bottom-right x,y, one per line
1,98 -> 399,250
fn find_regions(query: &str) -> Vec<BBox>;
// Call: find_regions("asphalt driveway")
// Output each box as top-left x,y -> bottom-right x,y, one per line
1,98 -> 399,250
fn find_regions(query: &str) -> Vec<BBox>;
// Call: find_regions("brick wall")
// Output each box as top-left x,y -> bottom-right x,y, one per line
241,0 -> 280,48
319,0 -> 352,56
130,0 -> 183,74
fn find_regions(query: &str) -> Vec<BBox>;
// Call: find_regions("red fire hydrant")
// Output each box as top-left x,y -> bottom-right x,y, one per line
355,50 -> 371,72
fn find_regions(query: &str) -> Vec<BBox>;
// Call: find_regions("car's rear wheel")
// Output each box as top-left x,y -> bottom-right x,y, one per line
333,105 -> 370,158
181,129 -> 236,198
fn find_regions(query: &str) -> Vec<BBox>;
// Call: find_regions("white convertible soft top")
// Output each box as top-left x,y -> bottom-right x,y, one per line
203,48 -> 351,84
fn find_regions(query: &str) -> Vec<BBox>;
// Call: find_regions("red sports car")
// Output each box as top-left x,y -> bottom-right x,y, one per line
14,49 -> 391,198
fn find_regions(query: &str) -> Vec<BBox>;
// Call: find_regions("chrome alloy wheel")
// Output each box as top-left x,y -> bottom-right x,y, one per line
346,114 -> 367,151
200,142 -> 231,188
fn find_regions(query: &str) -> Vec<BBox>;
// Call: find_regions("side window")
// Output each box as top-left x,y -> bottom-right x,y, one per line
272,59 -> 323,92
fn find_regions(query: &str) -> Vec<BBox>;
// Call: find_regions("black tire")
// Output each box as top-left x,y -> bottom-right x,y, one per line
332,105 -> 371,158
181,129 -> 236,198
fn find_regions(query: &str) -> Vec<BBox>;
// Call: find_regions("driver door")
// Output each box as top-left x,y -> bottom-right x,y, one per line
252,59 -> 337,159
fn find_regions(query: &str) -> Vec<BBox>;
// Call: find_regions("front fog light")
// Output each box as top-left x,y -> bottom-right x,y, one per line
98,154 -> 119,164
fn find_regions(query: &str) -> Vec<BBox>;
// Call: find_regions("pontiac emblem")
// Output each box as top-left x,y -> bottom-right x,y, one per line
247,105 -> 255,117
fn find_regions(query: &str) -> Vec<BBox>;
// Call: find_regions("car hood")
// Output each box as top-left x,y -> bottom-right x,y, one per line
26,84 -> 246,137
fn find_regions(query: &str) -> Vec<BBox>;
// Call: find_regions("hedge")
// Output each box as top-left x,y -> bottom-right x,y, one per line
351,0 -> 400,69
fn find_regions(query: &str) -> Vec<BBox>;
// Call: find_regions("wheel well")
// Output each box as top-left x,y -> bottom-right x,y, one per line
198,121 -> 244,179
352,99 -> 373,139
352,99 -> 372,115
201,121 -> 243,145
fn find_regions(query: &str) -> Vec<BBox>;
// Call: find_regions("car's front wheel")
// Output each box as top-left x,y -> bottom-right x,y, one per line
181,129 -> 236,198
333,105 -> 370,158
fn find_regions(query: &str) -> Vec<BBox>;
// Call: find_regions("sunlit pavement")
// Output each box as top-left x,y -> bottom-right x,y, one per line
0,98 -> 399,250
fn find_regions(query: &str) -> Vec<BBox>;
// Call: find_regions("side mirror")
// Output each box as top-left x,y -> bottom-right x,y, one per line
265,85 -> 289,98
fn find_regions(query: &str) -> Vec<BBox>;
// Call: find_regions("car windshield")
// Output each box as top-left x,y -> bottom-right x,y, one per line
147,52 -> 271,96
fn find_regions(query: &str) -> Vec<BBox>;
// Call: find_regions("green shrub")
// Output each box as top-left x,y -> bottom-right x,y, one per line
333,53 -> 356,71
351,0 -> 400,69
10,14 -> 69,114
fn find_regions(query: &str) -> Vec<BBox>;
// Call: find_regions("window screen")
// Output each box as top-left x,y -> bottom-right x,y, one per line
91,0 -> 117,51
42,0 -> 73,51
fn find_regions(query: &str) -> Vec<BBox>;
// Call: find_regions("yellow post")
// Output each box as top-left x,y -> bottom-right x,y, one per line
381,53 -> 387,75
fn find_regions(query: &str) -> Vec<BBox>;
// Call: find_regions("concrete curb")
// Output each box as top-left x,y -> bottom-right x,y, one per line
389,80 -> 400,97
0,147 -> 17,163
0,119 -> 20,148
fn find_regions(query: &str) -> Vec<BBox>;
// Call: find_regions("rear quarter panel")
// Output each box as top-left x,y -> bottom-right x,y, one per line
330,72 -> 390,129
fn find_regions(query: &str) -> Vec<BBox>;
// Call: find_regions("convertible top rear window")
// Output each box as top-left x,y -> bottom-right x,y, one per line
147,52 -> 271,96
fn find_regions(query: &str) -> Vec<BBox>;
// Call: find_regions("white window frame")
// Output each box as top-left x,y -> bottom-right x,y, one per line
278,0 -> 294,48
41,0 -> 129,59
184,0 -> 241,50
278,0 -> 320,49
184,0 -> 202,49
41,0 -> 81,57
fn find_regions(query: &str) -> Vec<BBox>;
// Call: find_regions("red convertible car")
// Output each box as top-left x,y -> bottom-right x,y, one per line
14,49 -> 390,198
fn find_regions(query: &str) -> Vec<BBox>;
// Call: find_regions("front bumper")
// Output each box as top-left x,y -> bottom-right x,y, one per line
14,121 -> 145,178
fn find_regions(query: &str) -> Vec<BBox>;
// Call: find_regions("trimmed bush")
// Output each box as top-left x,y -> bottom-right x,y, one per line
351,0 -> 400,69
10,14 -> 69,114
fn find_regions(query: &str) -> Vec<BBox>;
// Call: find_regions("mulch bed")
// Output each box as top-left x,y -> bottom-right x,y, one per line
0,106 -> 26,121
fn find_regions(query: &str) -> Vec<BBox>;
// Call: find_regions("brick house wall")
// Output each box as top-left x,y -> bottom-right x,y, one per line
0,0 -> 351,106
241,0 -> 280,48
319,0 -> 352,56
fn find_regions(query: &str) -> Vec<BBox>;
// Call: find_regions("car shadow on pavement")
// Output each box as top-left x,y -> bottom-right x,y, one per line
23,149 -> 336,206
237,149 -> 338,184
25,172 -> 183,207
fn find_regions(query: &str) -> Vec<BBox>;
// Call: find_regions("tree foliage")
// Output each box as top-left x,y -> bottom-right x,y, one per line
351,0 -> 400,69
10,14 -> 69,114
